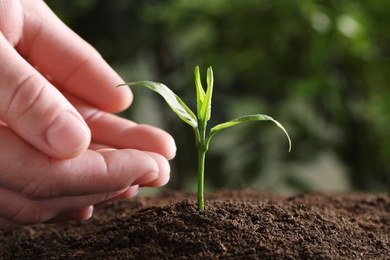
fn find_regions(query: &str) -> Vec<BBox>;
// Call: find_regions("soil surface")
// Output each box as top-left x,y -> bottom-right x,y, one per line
0,189 -> 389,259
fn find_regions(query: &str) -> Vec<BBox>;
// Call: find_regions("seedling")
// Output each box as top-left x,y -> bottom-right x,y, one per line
118,66 -> 291,210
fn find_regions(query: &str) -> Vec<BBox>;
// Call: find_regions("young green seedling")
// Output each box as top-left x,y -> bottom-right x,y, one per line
118,66 -> 291,210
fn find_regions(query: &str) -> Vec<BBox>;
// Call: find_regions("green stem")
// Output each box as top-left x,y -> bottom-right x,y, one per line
197,120 -> 208,210
197,146 -> 206,210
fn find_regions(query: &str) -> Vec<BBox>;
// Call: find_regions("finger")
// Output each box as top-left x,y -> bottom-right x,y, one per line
0,186 -> 127,227
43,185 -> 140,222
68,94 -> 176,159
94,186 -> 139,207
141,152 -> 171,187
13,0 -> 132,112
0,125 -> 166,199
0,218 -> 20,233
45,206 -> 93,223
89,143 -> 111,150
89,116 -> 177,160
0,33 -> 91,159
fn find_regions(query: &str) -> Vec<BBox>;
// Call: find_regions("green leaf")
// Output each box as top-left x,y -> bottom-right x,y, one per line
118,81 -> 198,128
208,114 -> 292,152
200,66 -> 214,122
194,66 -> 205,119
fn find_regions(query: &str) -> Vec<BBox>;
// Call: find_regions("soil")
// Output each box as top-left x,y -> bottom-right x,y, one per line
0,189 -> 389,259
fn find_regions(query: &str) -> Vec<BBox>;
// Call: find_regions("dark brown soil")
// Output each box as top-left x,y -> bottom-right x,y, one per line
0,189 -> 389,259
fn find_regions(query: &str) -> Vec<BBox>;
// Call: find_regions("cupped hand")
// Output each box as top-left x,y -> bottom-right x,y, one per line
0,0 -> 176,232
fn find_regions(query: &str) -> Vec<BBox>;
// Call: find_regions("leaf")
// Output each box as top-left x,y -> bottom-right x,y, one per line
118,81 -> 198,128
194,66 -> 205,119
208,114 -> 292,152
200,66 -> 214,122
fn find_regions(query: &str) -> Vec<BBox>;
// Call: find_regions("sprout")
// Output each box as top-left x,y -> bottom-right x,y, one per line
118,66 -> 291,210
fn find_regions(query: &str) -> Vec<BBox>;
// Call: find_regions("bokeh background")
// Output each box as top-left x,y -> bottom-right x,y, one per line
46,0 -> 390,194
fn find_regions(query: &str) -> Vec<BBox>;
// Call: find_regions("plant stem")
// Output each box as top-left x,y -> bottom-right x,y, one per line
197,120 -> 208,210
197,146 -> 206,210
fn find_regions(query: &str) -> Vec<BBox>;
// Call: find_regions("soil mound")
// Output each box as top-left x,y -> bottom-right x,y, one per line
1,190 -> 389,259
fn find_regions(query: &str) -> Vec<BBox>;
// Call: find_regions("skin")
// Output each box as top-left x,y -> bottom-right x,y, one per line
0,0 -> 176,232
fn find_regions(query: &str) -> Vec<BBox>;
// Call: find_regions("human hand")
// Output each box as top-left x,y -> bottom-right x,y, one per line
0,0 -> 176,232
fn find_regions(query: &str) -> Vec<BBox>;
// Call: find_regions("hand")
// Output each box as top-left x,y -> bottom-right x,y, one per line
0,0 -> 176,232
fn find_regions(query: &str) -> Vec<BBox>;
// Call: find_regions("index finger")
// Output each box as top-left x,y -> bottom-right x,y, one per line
15,0 -> 132,112
0,124 -> 169,199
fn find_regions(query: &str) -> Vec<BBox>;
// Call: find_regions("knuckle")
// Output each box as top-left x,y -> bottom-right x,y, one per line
4,72 -> 49,128
20,178 -> 58,200
9,203 -> 51,225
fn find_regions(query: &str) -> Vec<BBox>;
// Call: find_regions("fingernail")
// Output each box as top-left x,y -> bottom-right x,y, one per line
46,111 -> 90,157
83,206 -> 94,220
134,172 -> 159,185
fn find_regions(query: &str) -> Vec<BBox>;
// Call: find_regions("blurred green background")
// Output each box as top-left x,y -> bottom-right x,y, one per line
46,0 -> 390,194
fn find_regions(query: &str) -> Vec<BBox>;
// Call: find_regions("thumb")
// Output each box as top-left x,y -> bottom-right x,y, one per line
0,34 -> 90,158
